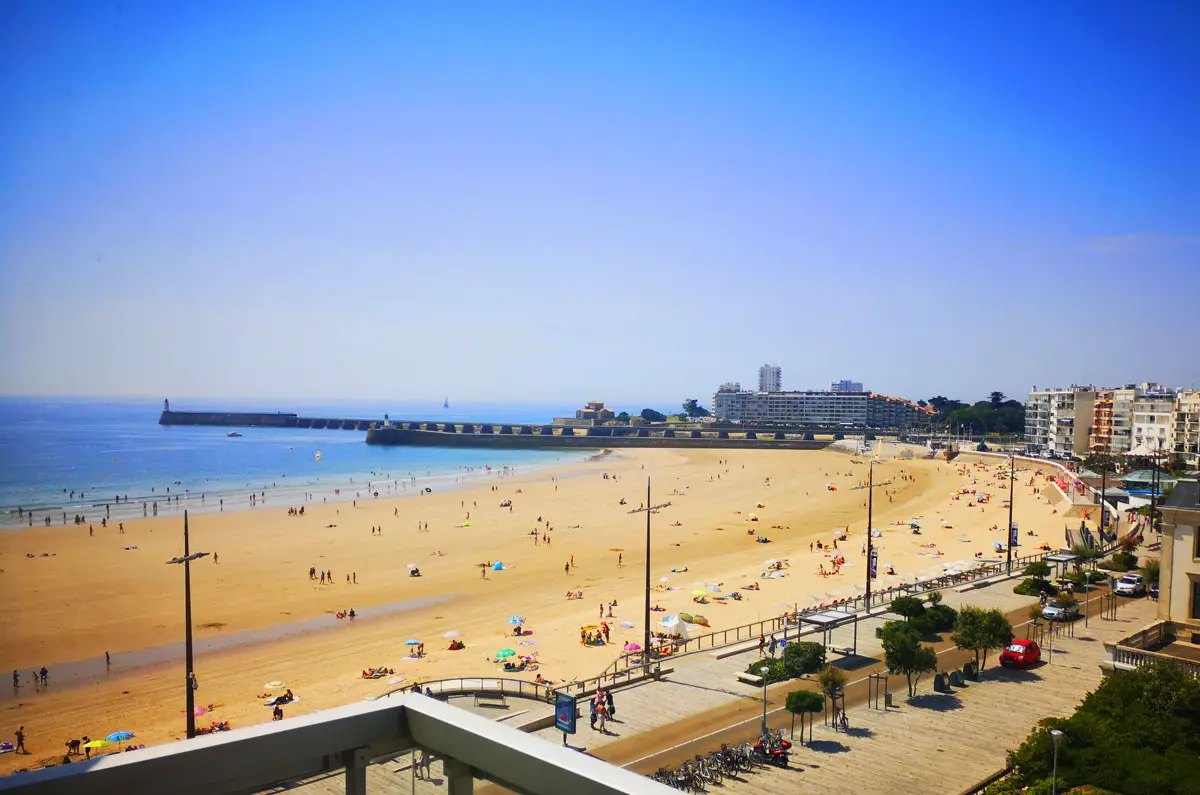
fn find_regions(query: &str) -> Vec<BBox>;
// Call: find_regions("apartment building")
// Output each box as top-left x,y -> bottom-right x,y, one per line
1175,390 -> 1200,469
1131,384 -> 1176,454
1090,386 -> 1138,455
830,380 -> 864,393
1024,386 -> 1095,458
711,389 -> 930,427
758,364 -> 782,393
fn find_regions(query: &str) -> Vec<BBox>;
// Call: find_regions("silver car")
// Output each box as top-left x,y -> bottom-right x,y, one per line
1042,602 -> 1081,621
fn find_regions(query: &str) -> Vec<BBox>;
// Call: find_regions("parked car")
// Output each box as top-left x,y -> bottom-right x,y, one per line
999,639 -> 1041,669
1114,574 -> 1145,596
1042,601 -> 1081,621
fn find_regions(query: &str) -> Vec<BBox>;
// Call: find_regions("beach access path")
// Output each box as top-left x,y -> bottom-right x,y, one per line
271,566 -> 1154,795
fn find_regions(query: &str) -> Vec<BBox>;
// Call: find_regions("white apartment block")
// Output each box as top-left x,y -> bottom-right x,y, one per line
1131,383 -> 1175,454
830,380 -> 864,393
1174,390 -> 1200,469
758,364 -> 782,393
1024,386 -> 1095,458
711,389 -> 928,427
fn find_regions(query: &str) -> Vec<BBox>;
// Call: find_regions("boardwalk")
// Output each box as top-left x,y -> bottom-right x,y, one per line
667,597 -> 1157,795
265,583 -> 1154,795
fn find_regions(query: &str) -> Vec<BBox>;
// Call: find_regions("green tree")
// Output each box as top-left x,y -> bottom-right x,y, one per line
616,411 -> 630,423
785,690 -> 824,744
782,641 -> 825,678
1142,559 -> 1160,587
890,595 -> 926,622
1024,561 -> 1052,578
681,398 -> 711,418
883,622 -> 939,697
989,391 -> 1006,410
640,408 -> 667,423
816,664 -> 847,721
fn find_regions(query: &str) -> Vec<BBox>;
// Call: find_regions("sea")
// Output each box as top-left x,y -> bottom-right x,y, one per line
0,396 -> 599,530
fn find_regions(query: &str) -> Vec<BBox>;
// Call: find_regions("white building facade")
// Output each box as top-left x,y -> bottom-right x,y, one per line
1174,390 -> 1200,469
711,389 -> 928,427
758,365 -> 782,393
1024,386 -> 1095,458
830,380 -> 864,393
1131,384 -> 1175,454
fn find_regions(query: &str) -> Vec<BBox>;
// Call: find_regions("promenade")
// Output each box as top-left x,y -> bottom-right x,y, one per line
269,571 -> 1156,795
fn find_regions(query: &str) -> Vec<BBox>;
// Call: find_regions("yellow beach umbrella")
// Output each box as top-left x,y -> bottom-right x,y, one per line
83,739 -> 111,749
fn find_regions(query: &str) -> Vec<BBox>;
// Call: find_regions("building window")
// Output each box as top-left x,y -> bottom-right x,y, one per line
1193,577 -> 1200,621
1195,527 -> 1200,560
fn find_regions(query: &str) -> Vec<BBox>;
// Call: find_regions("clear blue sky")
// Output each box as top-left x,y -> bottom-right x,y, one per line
2,1 -> 1197,407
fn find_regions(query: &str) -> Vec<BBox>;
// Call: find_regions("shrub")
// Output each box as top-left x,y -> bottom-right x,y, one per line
912,603 -> 958,634
890,595 -> 926,621
1014,578 -> 1058,596
1024,561 -> 1052,578
747,657 -> 788,684
1062,570 -> 1106,587
1110,551 -> 1138,571
782,641 -> 825,677
928,590 -> 943,606
817,664 -> 847,699
1142,559 -> 1160,586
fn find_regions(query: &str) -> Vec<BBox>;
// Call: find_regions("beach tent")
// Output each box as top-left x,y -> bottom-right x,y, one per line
658,618 -> 702,640
492,561 -> 505,571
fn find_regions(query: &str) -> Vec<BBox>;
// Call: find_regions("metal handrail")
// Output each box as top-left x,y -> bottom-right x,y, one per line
378,676 -> 555,704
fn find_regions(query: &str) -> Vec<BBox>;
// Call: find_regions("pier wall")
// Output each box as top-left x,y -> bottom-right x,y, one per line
365,427 -> 831,450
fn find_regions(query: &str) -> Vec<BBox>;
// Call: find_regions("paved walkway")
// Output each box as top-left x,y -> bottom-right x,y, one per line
653,596 -> 1157,795
267,575 -> 1146,795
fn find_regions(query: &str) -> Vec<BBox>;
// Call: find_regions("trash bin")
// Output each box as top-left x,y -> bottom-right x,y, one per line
963,661 -> 979,681
885,692 -> 894,708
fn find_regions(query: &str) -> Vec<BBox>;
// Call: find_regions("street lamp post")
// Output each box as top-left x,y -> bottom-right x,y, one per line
166,511 -> 209,739
633,480 -> 669,676
759,665 -> 771,735
1050,728 -> 1063,795
1007,450 -> 1015,575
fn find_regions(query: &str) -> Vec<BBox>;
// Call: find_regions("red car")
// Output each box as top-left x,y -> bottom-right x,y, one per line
999,639 -> 1041,669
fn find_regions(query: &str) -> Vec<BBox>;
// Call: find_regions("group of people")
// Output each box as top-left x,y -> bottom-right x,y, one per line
588,688 -> 616,731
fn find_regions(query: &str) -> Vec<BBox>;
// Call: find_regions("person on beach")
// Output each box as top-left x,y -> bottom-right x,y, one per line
320,571 -> 326,584
565,562 -> 570,575
15,726 -> 26,754
758,634 -> 766,657
768,634 -> 778,656
105,651 -> 110,667
11,670 -> 17,688
213,553 -> 218,564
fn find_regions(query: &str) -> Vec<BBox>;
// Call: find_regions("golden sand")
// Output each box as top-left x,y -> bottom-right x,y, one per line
0,446 -> 1068,770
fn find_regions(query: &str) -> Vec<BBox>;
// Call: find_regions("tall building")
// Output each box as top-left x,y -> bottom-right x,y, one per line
1131,383 -> 1175,454
758,364 -> 782,393
1174,390 -> 1200,469
1090,386 -> 1142,456
1024,386 -> 1096,458
711,388 -> 930,427
1158,480 -> 1200,627
830,380 -> 864,393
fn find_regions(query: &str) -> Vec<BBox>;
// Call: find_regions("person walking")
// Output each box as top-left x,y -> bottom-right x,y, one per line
15,726 -> 26,754
589,699 -> 597,730
768,634 -> 778,657
758,634 -> 766,657
605,689 -> 615,718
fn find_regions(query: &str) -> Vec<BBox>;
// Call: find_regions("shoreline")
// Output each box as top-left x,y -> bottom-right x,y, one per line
0,448 -> 607,531
0,445 -> 1077,774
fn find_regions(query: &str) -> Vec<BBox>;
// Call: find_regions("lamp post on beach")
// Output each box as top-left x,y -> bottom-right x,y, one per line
865,459 -> 875,609
1006,450 -> 1015,575
631,480 -> 671,673
166,511 -> 209,739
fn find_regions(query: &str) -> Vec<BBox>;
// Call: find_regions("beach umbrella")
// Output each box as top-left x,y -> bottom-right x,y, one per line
406,563 -> 417,569
106,732 -> 135,743
659,576 -> 670,583
692,616 -> 709,627
496,649 -> 516,659
183,706 -> 209,717
492,561 -> 505,571
443,630 -> 461,639
507,616 -> 525,625
83,740 -> 111,749
619,621 -> 635,629
404,639 -> 421,645
692,589 -> 707,596
678,612 -> 694,623
264,681 -> 285,690
706,584 -> 721,592
623,642 -> 641,651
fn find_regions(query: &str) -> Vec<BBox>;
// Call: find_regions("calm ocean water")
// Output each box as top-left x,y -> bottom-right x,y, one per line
0,397 -> 593,529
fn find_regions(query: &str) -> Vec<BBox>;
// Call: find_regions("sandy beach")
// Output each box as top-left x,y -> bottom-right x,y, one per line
0,445 -> 1074,771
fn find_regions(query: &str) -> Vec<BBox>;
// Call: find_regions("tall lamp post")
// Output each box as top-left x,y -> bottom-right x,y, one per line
166,511 -> 209,739
635,480 -> 669,674
1006,450 -> 1015,574
865,459 -> 875,609
1050,728 -> 1064,795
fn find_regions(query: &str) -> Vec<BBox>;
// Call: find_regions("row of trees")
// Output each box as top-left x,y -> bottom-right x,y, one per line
775,601 -> 1017,742
925,392 -> 1026,436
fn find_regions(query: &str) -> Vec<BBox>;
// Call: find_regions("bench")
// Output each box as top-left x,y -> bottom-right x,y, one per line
473,693 -> 508,709
736,672 -> 764,686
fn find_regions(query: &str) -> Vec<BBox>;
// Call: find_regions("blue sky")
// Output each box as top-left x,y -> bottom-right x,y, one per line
2,1 -> 1197,407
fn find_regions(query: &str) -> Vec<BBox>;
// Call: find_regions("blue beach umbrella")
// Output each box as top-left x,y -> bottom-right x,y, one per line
506,616 -> 525,625
404,639 -> 421,646
106,732 -> 135,742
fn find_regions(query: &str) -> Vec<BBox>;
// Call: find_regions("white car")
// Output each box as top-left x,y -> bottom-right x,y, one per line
1042,601 -> 1080,621
1114,574 -> 1145,596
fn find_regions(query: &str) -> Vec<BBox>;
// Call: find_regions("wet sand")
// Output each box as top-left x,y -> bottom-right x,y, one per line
0,446 -> 1068,772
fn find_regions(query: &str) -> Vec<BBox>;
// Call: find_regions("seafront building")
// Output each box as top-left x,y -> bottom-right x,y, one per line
1025,383 -> 1197,465
830,379 -> 864,393
1174,390 -> 1200,469
1023,386 -> 1096,458
758,364 -> 782,393
1156,479 -> 1200,627
711,387 -> 930,428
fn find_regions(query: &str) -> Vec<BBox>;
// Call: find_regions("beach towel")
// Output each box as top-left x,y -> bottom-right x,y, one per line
263,695 -> 301,707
